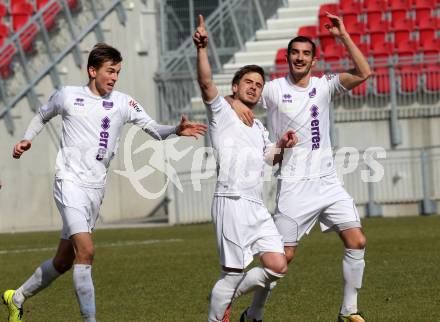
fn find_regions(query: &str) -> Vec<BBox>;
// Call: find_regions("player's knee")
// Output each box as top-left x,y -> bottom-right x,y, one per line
350,234 -> 367,249
75,246 -> 95,264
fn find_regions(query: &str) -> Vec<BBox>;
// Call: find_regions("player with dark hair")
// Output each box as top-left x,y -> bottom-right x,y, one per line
233,13 -> 371,322
193,15 -> 298,322
3,43 -> 207,322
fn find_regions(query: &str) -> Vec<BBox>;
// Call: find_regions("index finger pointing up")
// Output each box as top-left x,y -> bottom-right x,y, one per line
198,14 -> 205,28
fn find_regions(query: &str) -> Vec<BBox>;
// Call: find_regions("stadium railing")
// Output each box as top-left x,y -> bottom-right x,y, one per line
155,0 -> 287,123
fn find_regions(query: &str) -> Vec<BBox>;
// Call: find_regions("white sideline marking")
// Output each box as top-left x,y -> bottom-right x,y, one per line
0,239 -> 183,255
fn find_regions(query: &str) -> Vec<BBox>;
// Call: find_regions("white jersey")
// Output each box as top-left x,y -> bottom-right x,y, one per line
39,86 -> 155,188
262,74 -> 347,180
205,95 -> 273,204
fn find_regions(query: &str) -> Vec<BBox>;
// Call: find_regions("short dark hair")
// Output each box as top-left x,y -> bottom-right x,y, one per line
87,43 -> 122,72
287,36 -> 316,57
232,64 -> 265,86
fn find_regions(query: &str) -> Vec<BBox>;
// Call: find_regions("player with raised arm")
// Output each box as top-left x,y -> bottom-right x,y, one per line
3,43 -> 207,322
193,15 -> 298,322
232,13 -> 372,322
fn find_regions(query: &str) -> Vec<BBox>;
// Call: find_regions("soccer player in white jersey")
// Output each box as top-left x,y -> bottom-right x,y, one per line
232,13 -> 372,322
2,43 -> 207,322
193,15 -> 299,322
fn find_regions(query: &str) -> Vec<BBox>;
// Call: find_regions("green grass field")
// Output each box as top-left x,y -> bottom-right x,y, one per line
0,216 -> 439,322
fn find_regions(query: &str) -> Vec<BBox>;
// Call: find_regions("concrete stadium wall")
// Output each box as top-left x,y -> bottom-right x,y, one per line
0,1 -> 172,233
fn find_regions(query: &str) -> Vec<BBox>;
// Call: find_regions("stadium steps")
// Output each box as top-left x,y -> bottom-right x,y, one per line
190,0 -> 333,110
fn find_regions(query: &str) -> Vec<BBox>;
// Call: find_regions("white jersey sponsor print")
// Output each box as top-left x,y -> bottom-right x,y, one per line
262,74 -> 347,180
205,95 -> 273,204
40,86 -> 154,188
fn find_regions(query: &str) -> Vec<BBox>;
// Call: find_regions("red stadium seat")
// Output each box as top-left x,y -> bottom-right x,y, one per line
11,2 -> 34,32
39,1 -> 62,30
374,67 -> 391,95
297,25 -> 318,39
0,2 -> 7,18
391,18 -> 415,31
416,16 -> 438,29
323,45 -> 344,62
275,47 -> 287,65
350,81 -> 368,96
364,0 -> 388,11
418,27 -> 436,43
415,7 -> 433,21
389,0 -> 412,10
0,43 -> 16,78
319,3 -> 339,17
423,63 -> 440,92
366,11 -> 385,28
371,42 -> 393,58
391,9 -> 409,22
346,21 -> 366,34
413,0 -> 435,6
319,34 -> 337,51
420,38 -> 440,55
339,0 -> 362,14
393,28 -> 412,45
18,22 -> 38,51
0,22 -> 9,38
398,65 -> 420,93
342,13 -> 359,26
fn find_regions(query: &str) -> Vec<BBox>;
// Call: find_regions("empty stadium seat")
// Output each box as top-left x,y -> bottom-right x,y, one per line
372,42 -> 393,58
398,65 -> 420,93
319,3 -> 339,17
323,45 -> 344,62
393,27 -> 412,45
11,2 -> 34,31
350,81 -> 368,96
415,7 -> 433,21
413,0 -> 435,7
297,25 -> 318,39
319,33 -> 337,51
423,63 -> 440,92
0,2 -> 7,18
364,0 -> 388,11
0,43 -> 16,78
374,67 -> 391,94
389,0 -> 412,10
38,0 -> 62,30
420,38 -> 440,55
0,22 -> 8,38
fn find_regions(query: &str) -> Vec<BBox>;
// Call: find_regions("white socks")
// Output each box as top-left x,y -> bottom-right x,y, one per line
234,267 -> 284,299
246,281 -> 277,321
13,259 -> 61,308
206,267 -> 285,322
207,271 -> 244,322
73,264 -> 96,322
340,248 -> 365,315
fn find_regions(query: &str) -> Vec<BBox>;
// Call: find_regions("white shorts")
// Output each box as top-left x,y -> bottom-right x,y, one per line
53,179 -> 105,240
212,196 -> 284,270
274,173 -> 361,246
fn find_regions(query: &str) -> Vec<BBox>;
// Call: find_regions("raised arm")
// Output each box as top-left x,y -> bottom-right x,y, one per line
325,12 -> 372,90
193,15 -> 218,102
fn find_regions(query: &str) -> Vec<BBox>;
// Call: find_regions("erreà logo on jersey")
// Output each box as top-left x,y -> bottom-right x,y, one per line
308,87 -> 316,98
282,93 -> 292,103
74,98 -> 84,107
310,104 -> 320,150
96,116 -> 111,161
129,99 -> 142,113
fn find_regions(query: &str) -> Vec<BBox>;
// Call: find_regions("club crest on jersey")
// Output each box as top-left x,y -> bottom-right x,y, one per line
308,88 -> 316,98
101,116 -> 110,130
102,101 -> 113,110
310,105 -> 320,150
129,99 -> 142,113
74,98 -> 84,107
282,94 -> 293,103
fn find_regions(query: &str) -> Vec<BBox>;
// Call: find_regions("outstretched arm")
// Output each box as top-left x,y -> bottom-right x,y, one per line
325,12 -> 372,90
193,14 -> 218,102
